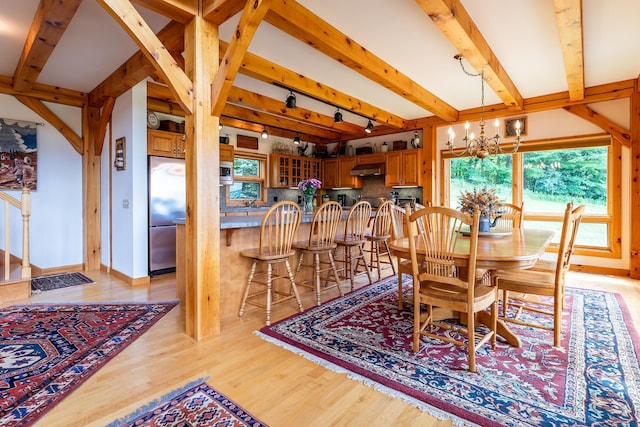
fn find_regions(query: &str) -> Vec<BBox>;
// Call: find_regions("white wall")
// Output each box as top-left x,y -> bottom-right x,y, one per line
108,82 -> 149,278
0,94 -> 84,269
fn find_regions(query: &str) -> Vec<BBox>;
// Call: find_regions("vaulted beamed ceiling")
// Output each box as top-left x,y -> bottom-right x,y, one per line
1,0 -> 639,145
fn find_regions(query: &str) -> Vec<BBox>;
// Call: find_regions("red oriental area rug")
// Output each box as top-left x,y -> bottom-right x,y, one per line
107,378 -> 268,427
258,276 -> 640,427
0,301 -> 177,426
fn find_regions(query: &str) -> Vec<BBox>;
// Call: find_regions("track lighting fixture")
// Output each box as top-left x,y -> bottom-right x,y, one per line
218,123 -> 222,130
261,128 -> 269,139
365,120 -> 374,134
285,91 -> 297,109
334,108 -> 343,123
293,133 -> 301,145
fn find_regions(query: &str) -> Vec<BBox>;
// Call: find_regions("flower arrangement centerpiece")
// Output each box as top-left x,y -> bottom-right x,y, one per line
458,188 -> 501,232
298,178 -> 322,214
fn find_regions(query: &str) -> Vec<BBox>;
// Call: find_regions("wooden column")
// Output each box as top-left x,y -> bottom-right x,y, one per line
630,84 -> 640,279
184,15 -> 221,338
418,125 -> 436,205
83,105 -> 102,271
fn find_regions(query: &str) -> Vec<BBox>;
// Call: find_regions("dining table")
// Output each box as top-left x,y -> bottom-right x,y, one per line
388,227 -> 555,347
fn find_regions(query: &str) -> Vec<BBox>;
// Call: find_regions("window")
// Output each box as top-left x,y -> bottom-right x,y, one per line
443,135 -> 620,258
227,151 -> 267,206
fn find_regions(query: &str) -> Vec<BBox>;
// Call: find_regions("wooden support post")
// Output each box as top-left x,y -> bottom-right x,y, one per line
630,86 -> 640,279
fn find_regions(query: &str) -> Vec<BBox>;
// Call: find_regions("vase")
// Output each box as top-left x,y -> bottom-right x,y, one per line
303,193 -> 315,214
479,215 -> 491,233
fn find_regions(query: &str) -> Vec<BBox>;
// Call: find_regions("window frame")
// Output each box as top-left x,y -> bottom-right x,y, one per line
226,150 -> 268,207
441,134 -> 621,259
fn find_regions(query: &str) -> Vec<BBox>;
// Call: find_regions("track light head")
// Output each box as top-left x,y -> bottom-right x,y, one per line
286,91 -> 297,109
261,128 -> 269,139
293,133 -> 301,145
365,120 -> 374,134
334,108 -> 343,123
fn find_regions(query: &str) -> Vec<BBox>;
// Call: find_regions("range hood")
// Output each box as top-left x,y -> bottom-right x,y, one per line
350,163 -> 385,176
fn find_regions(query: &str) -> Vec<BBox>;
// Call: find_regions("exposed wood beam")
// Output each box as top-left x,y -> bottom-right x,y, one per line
221,42 -> 407,129
130,0 -> 197,24
228,87 -> 366,136
96,97 -> 116,156
203,0 -> 245,25
266,0 -> 458,122
224,104 -> 343,140
0,75 -> 87,107
211,0 -> 272,116
416,79 -> 636,127
415,0 -> 524,110
97,0 -> 193,114
564,104 -> 630,147
90,20 -> 184,107
16,95 -> 83,155
220,117 -> 332,145
147,97 -> 184,116
554,0 -> 585,101
13,0 -> 83,93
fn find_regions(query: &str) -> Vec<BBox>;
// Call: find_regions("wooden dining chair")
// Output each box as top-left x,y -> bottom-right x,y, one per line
293,201 -> 344,306
494,202 -> 524,231
364,200 -> 396,280
492,202 -> 585,347
407,205 -> 498,373
238,201 -> 304,326
390,204 -> 411,309
333,200 -> 373,291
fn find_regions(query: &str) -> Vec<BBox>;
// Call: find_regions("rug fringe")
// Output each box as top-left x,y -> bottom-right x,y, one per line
255,331 -> 479,427
104,377 -> 210,427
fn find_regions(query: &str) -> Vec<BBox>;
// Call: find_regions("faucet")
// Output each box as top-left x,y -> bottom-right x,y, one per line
247,199 -> 257,208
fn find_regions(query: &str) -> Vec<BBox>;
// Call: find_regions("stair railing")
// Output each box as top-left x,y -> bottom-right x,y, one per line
0,189 -> 31,281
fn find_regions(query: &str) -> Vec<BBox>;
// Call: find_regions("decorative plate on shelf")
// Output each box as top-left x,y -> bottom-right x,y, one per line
147,111 -> 160,129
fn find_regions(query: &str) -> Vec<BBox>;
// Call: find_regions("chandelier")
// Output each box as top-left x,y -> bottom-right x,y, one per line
446,55 -> 522,159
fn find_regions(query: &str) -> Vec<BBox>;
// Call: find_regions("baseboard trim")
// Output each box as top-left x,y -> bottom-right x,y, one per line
571,264 -> 629,277
38,264 -> 84,276
109,267 -> 150,287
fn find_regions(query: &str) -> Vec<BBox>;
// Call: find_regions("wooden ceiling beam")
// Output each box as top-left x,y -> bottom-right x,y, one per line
221,42 -> 407,129
220,117 -> 332,145
416,79 -> 636,127
97,0 -> 193,114
416,0 -> 524,110
553,0 -> 585,101
130,0 -> 197,24
564,104 -> 630,147
13,0 -> 83,93
266,0 -> 458,122
223,104 -> 343,140
16,95 -> 83,155
0,75 -> 87,107
95,97 -> 116,156
228,86 -> 367,136
211,0 -> 272,116
202,0 -> 245,25
90,20 -> 184,107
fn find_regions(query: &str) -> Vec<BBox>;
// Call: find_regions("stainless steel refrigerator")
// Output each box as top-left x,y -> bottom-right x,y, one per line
148,156 -> 186,275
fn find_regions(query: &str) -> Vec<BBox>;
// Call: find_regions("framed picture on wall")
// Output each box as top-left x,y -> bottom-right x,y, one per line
237,135 -> 258,150
505,117 -> 527,137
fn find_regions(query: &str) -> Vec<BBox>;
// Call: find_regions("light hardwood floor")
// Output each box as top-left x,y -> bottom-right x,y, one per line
6,269 -> 639,427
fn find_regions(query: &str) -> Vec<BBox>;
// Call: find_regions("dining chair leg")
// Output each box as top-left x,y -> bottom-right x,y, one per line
467,309 -> 477,373
358,244 -> 373,286
284,259 -> 304,314
327,251 -> 344,298
313,253 -> 322,306
382,240 -> 396,275
553,296 -> 562,347
491,300 -> 497,349
265,264 -> 273,326
238,261 -> 257,318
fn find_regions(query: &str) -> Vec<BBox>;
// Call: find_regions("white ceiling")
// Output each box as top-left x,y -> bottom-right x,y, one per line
1,0 -> 640,125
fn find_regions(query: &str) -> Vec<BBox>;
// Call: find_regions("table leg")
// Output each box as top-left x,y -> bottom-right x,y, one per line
477,311 -> 521,347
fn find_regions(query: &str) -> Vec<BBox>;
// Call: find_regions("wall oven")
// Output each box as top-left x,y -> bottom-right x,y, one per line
220,160 -> 233,186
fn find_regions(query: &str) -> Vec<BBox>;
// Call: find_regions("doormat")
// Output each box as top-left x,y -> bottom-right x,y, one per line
0,301 -> 178,426
107,377 -> 268,427
31,272 -> 94,293
258,276 -> 640,427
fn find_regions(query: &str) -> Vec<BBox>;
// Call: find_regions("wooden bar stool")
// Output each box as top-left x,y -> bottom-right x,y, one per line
333,200 -> 373,292
293,201 -> 344,306
364,200 -> 396,280
238,201 -> 304,326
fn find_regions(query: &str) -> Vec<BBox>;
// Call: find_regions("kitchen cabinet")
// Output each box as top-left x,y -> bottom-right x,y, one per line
322,157 -> 363,189
356,153 -> 386,165
270,153 -> 322,188
322,158 -> 340,188
147,129 -> 185,158
220,144 -> 234,162
385,150 -> 421,187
